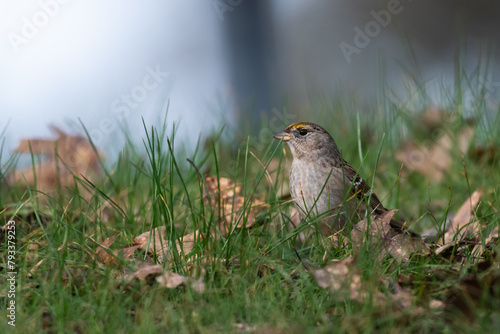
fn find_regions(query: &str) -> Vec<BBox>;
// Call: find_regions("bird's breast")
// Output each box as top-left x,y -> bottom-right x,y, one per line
289,160 -> 345,216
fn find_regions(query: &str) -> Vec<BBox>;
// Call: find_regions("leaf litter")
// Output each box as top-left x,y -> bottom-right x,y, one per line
11,125 -> 102,194
112,176 -> 269,292
308,189 -> 498,318
7,124 -> 498,324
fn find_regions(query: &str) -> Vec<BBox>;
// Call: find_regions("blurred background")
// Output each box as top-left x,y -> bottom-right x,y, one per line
1,0 -> 500,160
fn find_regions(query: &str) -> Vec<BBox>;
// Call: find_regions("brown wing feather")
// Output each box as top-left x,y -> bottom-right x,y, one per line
342,162 -> 386,214
342,162 -> 416,234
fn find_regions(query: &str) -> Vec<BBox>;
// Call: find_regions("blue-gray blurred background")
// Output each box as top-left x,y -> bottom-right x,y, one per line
1,0 -> 499,158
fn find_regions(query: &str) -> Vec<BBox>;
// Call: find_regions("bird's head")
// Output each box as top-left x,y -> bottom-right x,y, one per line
273,122 -> 340,161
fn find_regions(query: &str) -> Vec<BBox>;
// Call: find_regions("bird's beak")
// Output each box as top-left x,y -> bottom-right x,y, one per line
273,131 -> 291,142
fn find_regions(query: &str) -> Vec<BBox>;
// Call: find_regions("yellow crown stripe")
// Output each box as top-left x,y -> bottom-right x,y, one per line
288,122 -> 310,129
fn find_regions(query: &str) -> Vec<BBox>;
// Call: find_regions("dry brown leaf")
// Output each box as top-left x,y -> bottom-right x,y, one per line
390,282 -> 415,309
126,264 -> 163,283
351,210 -> 427,262
351,210 -> 393,261
312,257 -> 360,293
95,235 -> 119,266
156,229 -> 205,264
11,126 -> 102,193
351,210 -> 395,245
429,299 -> 446,310
485,226 -> 499,245
312,257 -> 422,311
257,263 -> 276,278
123,263 -> 205,293
472,226 -> 499,258
117,255 -> 156,280
93,235 -> 141,267
396,126 -> 473,181
99,235 -> 117,248
311,257 -> 385,304
156,268 -> 205,293
443,190 -> 482,245
419,107 -> 450,131
134,226 -> 168,255
203,176 -> 242,206
116,245 -> 140,260
133,227 -> 204,264
155,271 -> 187,288
222,197 -> 267,230
203,176 -> 268,234
387,231 -> 429,262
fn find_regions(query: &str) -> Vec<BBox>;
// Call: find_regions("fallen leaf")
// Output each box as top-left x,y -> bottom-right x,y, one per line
443,190 -> 482,245
92,235 -> 140,267
11,126 -> 102,193
123,264 -> 205,293
203,176 -> 268,234
222,197 -> 267,230
126,264 -> 163,283
472,226 -> 498,257
310,256 -> 389,305
485,226 -> 499,245
387,232 -> 428,262
203,176 -> 242,206
156,229 -> 205,264
94,235 -> 119,266
351,209 -> 427,262
156,271 -> 187,288
419,107 -> 450,131
390,281 -> 415,309
257,263 -> 276,278
156,268 -> 205,293
396,126 -> 473,181
351,210 -> 394,246
311,257 -> 423,312
429,299 -> 445,310
433,242 -> 467,261
311,257 -> 362,297
134,226 -> 168,255
133,227 -> 204,264
115,245 -> 140,260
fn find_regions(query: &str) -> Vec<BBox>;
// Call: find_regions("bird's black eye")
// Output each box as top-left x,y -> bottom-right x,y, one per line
299,128 -> 308,136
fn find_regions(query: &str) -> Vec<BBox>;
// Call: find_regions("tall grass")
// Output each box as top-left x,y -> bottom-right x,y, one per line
1,60 -> 499,333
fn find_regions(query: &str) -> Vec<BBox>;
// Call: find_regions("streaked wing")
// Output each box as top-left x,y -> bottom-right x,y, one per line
343,162 -> 386,214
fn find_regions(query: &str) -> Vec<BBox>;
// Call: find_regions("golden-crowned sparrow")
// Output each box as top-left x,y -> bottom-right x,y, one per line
273,122 -> 404,235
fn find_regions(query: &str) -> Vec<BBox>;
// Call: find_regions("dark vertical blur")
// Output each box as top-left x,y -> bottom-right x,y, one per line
222,0 -> 275,125
221,0 -> 500,122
